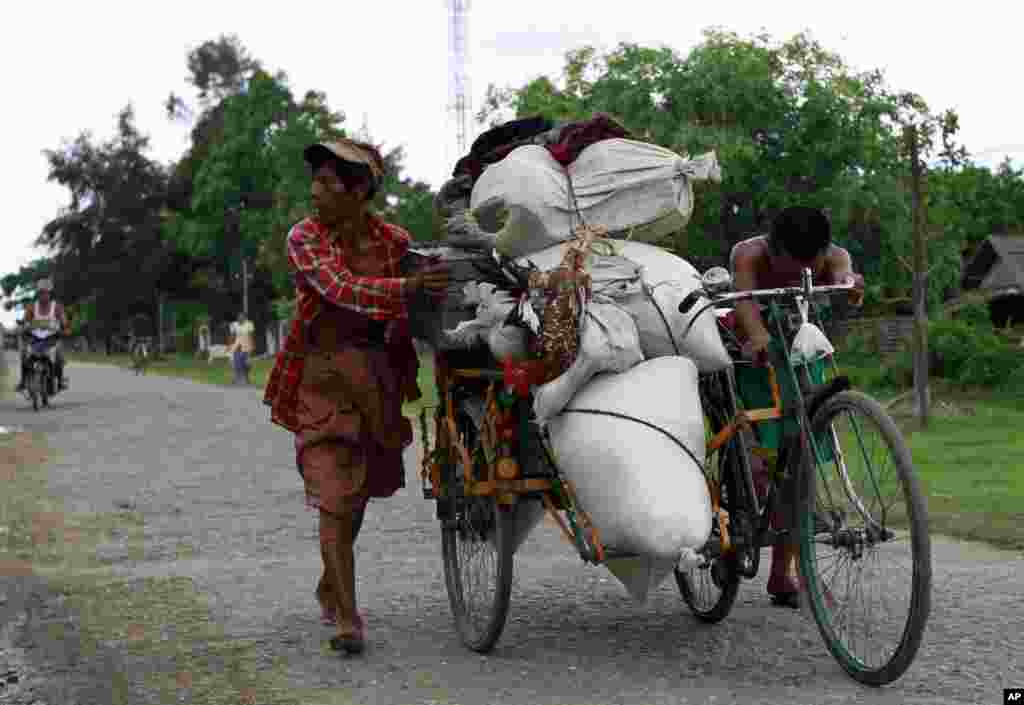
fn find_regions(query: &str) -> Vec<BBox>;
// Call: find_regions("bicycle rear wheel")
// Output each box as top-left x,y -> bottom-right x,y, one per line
676,372 -> 741,623
441,401 -> 514,653
798,390 -> 931,686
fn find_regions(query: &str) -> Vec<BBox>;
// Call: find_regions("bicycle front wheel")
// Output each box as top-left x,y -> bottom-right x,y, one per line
798,390 -> 931,686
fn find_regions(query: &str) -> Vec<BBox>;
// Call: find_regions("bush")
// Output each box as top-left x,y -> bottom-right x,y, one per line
928,317 -> 1022,387
857,315 -> 1023,390
953,300 -> 994,330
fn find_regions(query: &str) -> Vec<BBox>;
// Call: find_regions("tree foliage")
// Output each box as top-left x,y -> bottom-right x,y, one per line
475,29 -> 1024,310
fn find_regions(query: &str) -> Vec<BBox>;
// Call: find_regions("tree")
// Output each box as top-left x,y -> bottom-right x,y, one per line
32,106 -> 197,347
1,258 -> 55,316
476,29 -> 966,299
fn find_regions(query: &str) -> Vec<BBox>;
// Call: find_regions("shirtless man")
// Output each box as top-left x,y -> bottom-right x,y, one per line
730,206 -> 864,607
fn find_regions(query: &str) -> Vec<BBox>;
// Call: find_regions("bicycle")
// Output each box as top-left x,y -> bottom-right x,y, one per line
674,266 -> 932,686
419,266 -> 931,686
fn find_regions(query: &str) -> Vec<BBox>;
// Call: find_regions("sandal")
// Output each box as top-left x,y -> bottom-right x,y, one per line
769,591 -> 801,609
328,612 -> 365,655
329,634 -> 365,654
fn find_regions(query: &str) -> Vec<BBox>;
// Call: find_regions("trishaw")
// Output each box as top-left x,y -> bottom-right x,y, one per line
418,265 -> 931,687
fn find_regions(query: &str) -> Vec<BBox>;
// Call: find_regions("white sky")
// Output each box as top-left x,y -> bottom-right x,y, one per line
1,0 -> 1020,326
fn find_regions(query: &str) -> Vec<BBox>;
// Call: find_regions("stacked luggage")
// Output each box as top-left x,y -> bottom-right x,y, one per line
406,114 -> 731,601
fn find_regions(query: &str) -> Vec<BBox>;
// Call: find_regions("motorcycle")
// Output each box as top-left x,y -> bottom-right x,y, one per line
21,327 -> 62,411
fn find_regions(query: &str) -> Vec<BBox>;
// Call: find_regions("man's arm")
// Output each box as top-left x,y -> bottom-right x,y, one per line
825,246 -> 865,306
286,221 -> 409,319
732,242 -> 772,354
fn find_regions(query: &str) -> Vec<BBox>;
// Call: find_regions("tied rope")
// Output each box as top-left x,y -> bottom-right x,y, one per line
560,408 -> 703,473
562,158 -> 681,356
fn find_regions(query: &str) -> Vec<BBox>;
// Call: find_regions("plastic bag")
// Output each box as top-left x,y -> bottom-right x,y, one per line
790,298 -> 835,364
444,282 -> 517,348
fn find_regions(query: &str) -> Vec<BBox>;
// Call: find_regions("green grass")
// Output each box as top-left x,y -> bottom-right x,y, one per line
897,391 -> 1024,551
827,348 -> 1024,551
68,351 -> 276,388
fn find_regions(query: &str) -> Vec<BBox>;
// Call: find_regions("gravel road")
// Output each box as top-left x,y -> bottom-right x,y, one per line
1,353 -> 1021,704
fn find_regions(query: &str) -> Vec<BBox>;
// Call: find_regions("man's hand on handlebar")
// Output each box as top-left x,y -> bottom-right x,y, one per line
841,273 -> 865,307
742,330 -> 772,368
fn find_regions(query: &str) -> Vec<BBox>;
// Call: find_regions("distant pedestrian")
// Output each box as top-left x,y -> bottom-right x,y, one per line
229,313 -> 255,385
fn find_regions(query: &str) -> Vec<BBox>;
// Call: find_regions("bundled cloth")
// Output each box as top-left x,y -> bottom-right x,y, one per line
450,113 -> 631,185
469,139 -> 722,258
531,298 -> 644,424
436,114 -> 636,249
443,281 -> 534,361
515,240 -> 732,373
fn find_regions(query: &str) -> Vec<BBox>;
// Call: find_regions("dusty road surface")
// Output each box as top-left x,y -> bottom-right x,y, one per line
0,352 -> 1021,704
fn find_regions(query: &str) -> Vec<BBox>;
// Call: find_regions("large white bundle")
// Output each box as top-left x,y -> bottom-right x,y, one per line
546,356 -> 711,577
515,241 -> 732,373
470,140 -> 721,258
532,301 -> 644,424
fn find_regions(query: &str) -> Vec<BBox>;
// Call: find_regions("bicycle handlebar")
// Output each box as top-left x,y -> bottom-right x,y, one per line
678,267 -> 855,315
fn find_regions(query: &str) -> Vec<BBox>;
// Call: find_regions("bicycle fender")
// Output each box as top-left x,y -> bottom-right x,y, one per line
806,376 -> 852,421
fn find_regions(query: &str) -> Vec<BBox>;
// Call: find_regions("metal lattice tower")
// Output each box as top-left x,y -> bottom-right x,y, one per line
448,0 -> 471,156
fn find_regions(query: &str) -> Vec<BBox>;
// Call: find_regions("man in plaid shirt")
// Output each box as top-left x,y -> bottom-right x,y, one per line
264,138 -> 449,655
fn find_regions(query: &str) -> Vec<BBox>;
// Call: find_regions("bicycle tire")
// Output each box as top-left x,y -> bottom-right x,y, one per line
798,390 -> 931,686
441,403 -> 515,653
676,373 -> 742,623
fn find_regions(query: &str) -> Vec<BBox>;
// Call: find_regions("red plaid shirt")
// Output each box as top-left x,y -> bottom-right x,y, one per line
263,214 -> 413,432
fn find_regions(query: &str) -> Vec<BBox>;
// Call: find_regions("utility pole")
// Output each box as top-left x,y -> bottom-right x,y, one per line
448,0 -> 471,161
242,256 -> 249,319
906,124 -> 930,428
157,292 -> 164,355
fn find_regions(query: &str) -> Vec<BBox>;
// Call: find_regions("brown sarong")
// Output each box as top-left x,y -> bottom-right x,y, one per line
295,306 -> 417,516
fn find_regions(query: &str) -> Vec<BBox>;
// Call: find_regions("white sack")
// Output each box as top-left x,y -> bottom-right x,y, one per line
604,555 -> 679,603
516,241 -> 732,372
546,356 -> 712,563
471,140 -> 721,258
532,301 -> 644,424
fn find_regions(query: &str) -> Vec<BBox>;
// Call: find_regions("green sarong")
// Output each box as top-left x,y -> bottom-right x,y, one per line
733,338 -> 835,463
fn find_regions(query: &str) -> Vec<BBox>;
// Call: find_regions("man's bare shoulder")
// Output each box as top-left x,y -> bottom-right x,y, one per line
825,243 -> 853,266
730,235 -> 769,267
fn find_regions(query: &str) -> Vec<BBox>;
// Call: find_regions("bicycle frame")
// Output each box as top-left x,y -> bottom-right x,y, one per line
693,270 -> 857,570
423,269 -> 855,572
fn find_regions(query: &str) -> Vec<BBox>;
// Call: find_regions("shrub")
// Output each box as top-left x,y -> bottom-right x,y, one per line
856,314 -> 1023,390
953,300 -> 994,330
928,317 -> 1021,387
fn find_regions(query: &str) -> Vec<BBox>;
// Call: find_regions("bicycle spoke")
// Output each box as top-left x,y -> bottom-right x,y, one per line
799,391 -> 929,683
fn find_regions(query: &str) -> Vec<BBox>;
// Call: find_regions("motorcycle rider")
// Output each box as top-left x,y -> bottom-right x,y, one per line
16,278 -> 70,392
